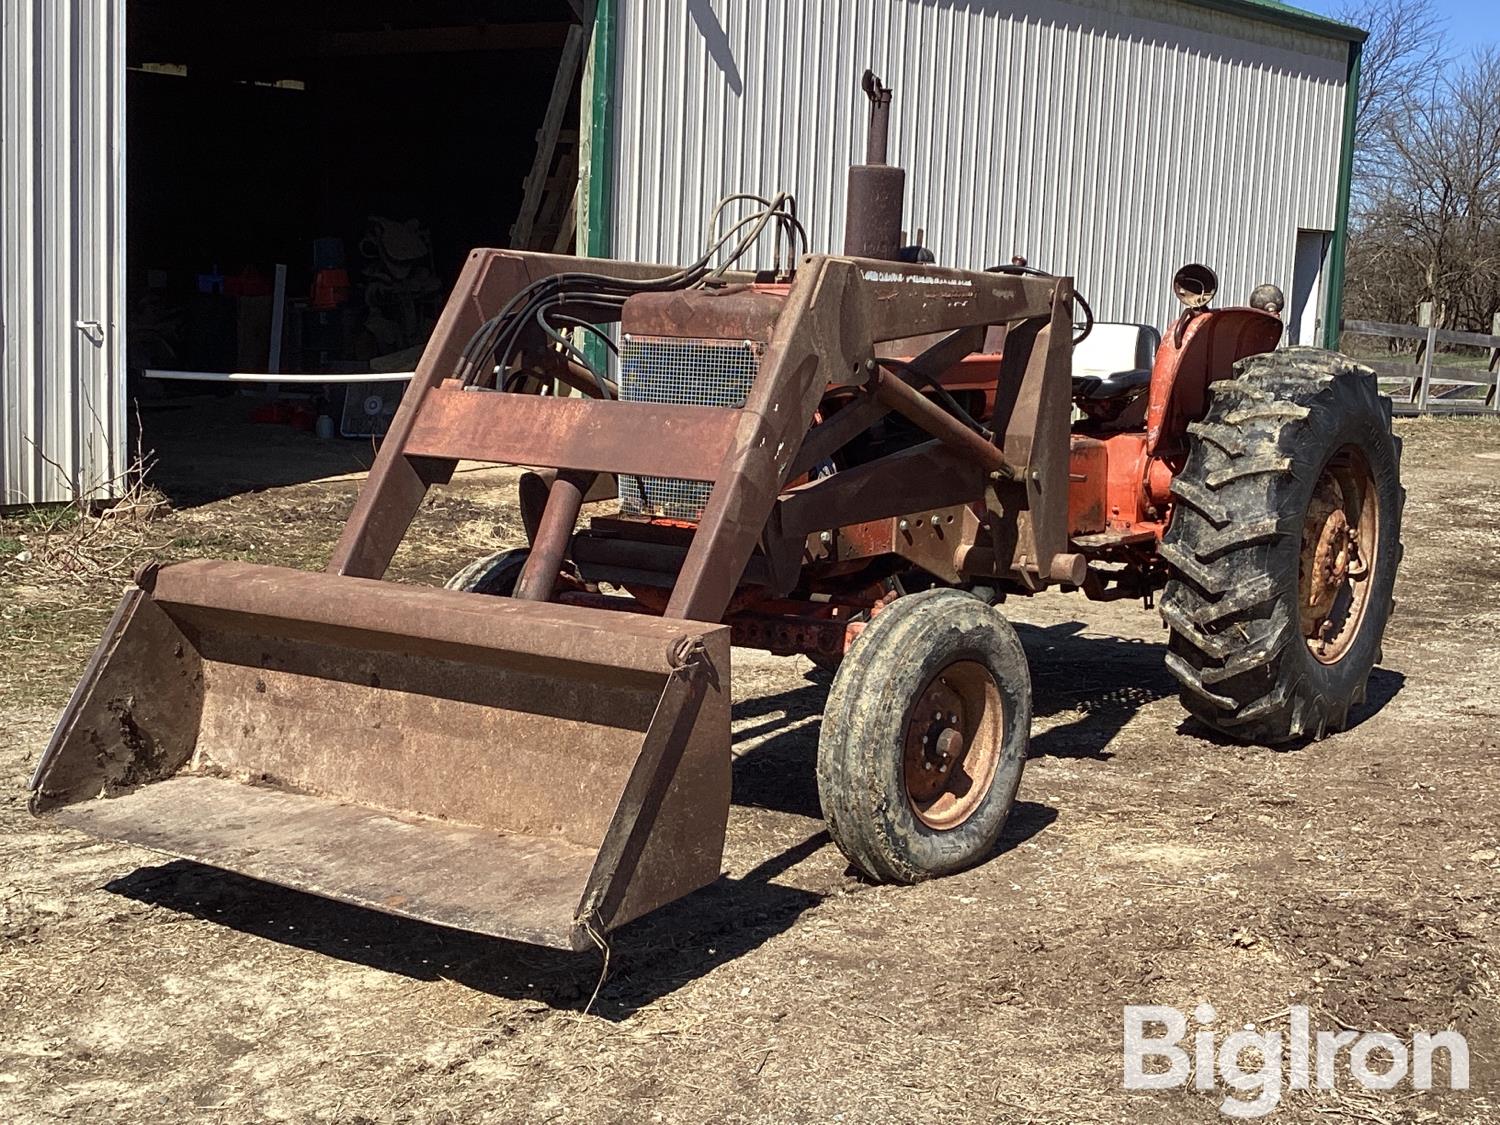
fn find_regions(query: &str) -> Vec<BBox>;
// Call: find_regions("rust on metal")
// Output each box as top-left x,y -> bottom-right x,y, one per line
902,661 -> 1003,830
1301,447 -> 1379,663
844,70 -> 904,260
30,560 -> 732,949
515,470 -> 596,602
406,383 -> 742,481
27,66 -> 1340,955
872,366 -> 1016,480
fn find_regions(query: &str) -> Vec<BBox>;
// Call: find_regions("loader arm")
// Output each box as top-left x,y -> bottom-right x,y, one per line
329,248 -> 1077,623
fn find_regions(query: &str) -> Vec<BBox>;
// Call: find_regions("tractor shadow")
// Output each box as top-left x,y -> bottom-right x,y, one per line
105,842 -> 824,1022
1018,620 -> 1179,761
106,795 -> 1056,1022
1176,665 -> 1407,747
729,618 -> 1179,822
101,620 -> 1320,1018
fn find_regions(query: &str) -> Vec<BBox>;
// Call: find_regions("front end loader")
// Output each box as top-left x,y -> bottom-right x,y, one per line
31,73 -> 1402,948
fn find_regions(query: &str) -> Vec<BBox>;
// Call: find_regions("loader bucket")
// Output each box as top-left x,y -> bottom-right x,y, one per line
29,560 -> 731,950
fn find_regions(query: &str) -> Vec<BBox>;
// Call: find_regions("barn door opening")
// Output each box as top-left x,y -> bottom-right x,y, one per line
1289,229 -> 1330,347
124,1 -> 590,504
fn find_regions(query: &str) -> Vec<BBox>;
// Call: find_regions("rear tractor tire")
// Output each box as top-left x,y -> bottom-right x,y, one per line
816,589 -> 1031,884
1159,347 -> 1404,744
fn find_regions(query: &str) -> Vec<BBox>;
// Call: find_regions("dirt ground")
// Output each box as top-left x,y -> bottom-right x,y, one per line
1,403 -> 1497,1123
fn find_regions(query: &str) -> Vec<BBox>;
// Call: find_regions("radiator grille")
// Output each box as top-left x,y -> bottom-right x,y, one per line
617,335 -> 762,519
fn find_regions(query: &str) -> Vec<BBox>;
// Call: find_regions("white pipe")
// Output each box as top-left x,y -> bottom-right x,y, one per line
142,369 -> 415,384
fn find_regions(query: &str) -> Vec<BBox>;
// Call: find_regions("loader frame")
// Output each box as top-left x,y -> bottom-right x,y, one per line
331,249 -> 1078,632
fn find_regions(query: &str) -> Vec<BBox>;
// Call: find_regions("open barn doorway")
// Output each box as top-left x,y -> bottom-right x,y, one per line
125,0 -> 589,504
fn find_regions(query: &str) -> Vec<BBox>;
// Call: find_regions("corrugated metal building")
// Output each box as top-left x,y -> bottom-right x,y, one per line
2,0 -> 1361,505
2,0 -> 125,506
602,0 -> 1362,338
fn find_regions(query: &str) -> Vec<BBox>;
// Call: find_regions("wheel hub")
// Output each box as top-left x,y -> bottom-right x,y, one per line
1298,449 -> 1378,663
902,661 -> 1003,830
1302,479 -> 1350,629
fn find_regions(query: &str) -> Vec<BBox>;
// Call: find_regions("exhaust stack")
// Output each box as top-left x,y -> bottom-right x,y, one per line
843,69 -> 906,261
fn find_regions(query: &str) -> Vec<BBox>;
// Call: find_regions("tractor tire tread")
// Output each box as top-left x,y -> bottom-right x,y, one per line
817,589 -> 1031,885
1158,349 -> 1402,745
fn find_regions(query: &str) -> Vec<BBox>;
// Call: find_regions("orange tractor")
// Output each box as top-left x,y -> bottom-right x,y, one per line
31,74 -> 1402,949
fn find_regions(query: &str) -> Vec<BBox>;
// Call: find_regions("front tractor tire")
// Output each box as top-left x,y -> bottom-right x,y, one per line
445,547 -> 534,595
1159,348 -> 1403,744
445,547 -> 585,598
816,589 -> 1031,884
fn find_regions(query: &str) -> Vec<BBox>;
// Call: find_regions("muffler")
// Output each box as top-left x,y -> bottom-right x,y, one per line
29,559 -> 731,950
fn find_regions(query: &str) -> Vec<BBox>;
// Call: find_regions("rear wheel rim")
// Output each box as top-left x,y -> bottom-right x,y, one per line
902,660 -> 1004,830
1299,445 -> 1379,664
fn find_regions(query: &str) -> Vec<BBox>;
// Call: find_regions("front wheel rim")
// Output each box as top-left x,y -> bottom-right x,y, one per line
902,660 -> 1004,830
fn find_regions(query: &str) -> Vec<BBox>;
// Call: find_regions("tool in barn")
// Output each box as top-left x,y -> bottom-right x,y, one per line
31,71 -> 1403,950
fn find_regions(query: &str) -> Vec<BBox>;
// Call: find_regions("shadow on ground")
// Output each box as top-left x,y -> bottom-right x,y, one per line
142,396 -> 376,507
1178,665 -> 1407,747
100,618 -> 1303,1018
1020,620 -> 1178,760
105,831 -> 826,1021
107,791 -> 1057,1021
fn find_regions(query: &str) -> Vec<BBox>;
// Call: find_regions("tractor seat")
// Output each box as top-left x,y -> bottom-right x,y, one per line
1071,322 -> 1160,400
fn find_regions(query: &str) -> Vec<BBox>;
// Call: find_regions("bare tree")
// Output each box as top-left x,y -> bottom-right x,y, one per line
1346,48 -> 1500,331
1335,0 -> 1446,189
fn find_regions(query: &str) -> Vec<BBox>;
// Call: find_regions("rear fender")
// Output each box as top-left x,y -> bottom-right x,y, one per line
1145,308 -> 1284,456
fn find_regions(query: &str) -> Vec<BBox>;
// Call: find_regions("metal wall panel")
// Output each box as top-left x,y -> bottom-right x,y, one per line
612,0 -> 1348,334
1,0 -> 125,506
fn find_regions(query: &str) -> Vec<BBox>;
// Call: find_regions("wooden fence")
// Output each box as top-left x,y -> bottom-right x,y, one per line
1341,306 -> 1500,416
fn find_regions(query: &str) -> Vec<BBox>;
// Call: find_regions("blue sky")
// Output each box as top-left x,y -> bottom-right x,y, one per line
1299,0 -> 1497,46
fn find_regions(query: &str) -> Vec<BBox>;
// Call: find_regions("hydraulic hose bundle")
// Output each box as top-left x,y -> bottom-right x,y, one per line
453,193 -> 808,396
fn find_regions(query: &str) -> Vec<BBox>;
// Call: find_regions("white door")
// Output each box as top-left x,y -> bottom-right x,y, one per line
1288,229 -> 1330,348
0,0 -> 125,505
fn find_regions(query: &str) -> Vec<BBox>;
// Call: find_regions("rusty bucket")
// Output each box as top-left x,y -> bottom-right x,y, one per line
29,560 -> 731,950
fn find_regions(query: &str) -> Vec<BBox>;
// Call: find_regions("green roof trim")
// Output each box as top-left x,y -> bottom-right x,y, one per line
1185,0 -> 1368,43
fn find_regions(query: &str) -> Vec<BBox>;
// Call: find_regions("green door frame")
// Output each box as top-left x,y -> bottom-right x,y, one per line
581,0 -> 616,262
1322,40 -> 1362,349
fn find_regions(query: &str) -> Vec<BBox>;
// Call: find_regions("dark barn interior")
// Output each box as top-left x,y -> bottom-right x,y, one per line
125,0 -> 584,498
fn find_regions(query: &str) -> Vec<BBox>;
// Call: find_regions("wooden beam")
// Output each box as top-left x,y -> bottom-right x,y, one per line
510,15 -> 592,248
